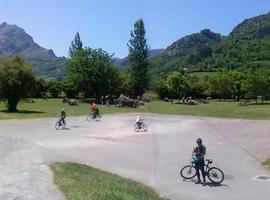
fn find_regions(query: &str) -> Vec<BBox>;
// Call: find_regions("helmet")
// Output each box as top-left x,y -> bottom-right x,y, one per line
196,138 -> 202,144
61,108 -> 65,111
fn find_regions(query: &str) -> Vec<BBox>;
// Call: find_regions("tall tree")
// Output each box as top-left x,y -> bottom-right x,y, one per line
128,19 -> 149,97
65,32 -> 83,96
66,47 -> 121,98
69,32 -> 83,57
0,56 -> 35,112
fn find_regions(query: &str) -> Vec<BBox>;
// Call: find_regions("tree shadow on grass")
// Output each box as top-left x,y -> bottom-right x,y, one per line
0,110 -> 45,114
248,103 -> 270,106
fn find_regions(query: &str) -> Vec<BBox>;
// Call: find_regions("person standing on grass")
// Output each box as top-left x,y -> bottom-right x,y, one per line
192,138 -> 206,185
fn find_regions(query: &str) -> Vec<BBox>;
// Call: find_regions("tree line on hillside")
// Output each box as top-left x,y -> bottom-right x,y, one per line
146,12 -> 270,77
156,68 -> 270,103
0,19 -> 149,112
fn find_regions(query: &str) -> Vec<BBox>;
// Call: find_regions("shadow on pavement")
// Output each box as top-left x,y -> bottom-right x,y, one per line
182,179 -> 229,187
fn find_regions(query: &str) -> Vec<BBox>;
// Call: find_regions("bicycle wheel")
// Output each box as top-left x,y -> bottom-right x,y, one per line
180,165 -> 197,179
142,123 -> 147,131
207,167 -> 224,184
86,114 -> 91,121
95,114 -> 101,121
55,121 -> 61,130
134,124 -> 140,132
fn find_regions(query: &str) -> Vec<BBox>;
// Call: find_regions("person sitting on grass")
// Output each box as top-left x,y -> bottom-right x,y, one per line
57,108 -> 66,125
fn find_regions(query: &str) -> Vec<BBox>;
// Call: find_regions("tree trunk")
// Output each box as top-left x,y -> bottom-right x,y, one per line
7,98 -> 18,112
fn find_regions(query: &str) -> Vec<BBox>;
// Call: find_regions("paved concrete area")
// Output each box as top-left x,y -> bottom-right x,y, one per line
0,114 -> 269,200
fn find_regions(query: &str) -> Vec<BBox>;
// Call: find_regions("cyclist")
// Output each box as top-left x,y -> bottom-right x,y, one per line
91,101 -> 99,118
57,108 -> 66,125
136,115 -> 143,128
192,138 -> 206,185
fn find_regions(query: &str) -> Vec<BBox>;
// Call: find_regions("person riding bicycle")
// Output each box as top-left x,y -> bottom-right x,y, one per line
192,138 -> 206,185
91,101 -> 99,118
136,115 -> 143,128
57,108 -> 66,125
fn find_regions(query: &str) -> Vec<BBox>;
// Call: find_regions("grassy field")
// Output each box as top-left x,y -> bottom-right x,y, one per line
262,158 -> 270,169
50,163 -> 167,200
1,98 -> 270,120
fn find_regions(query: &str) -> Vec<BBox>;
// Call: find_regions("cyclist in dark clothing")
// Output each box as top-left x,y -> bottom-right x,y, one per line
192,138 -> 206,185
57,108 -> 66,126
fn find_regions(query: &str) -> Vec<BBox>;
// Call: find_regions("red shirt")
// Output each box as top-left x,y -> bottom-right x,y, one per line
91,102 -> 96,109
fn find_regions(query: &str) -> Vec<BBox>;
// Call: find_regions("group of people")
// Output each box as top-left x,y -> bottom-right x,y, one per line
57,102 -> 206,186
57,101 -> 100,125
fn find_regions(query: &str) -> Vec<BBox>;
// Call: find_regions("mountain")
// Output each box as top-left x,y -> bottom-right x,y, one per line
149,29 -> 223,73
149,12 -> 270,73
113,49 -> 165,70
0,22 -> 66,79
211,12 -> 270,69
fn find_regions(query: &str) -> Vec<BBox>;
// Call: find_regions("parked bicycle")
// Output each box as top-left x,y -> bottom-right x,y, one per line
55,119 -> 67,130
180,158 -> 224,184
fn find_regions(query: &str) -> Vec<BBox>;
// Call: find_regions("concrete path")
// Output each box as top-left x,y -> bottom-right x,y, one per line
0,114 -> 269,200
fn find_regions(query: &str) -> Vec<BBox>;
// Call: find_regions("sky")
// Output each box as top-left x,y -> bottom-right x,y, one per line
0,0 -> 270,58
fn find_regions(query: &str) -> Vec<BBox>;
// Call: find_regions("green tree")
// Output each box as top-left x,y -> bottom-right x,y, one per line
0,56 -> 35,112
167,71 -> 190,101
128,19 -> 149,97
156,79 -> 170,99
188,74 -> 208,98
62,80 -> 79,98
34,77 -> 48,98
66,47 -> 122,98
69,32 -> 83,57
205,72 -> 232,100
228,70 -> 245,101
48,80 -> 62,98
241,68 -> 270,103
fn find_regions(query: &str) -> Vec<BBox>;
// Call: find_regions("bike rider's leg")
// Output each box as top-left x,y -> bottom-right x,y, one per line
199,160 -> 206,183
195,161 -> 201,183
60,117 -> 65,126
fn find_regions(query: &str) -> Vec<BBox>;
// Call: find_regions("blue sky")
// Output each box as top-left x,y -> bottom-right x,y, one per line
0,0 -> 269,58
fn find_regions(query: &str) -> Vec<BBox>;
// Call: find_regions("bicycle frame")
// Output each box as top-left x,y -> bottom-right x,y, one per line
191,159 -> 212,173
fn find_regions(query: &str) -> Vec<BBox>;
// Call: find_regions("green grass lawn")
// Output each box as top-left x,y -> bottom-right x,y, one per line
50,163 -> 167,200
1,98 -> 270,120
262,158 -> 270,169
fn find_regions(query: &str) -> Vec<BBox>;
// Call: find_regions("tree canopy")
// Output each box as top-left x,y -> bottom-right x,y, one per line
0,56 -> 35,112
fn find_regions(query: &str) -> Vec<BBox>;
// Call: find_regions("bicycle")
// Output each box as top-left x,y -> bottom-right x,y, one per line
86,111 -> 101,121
55,119 -> 67,130
134,122 -> 147,132
180,158 -> 224,184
